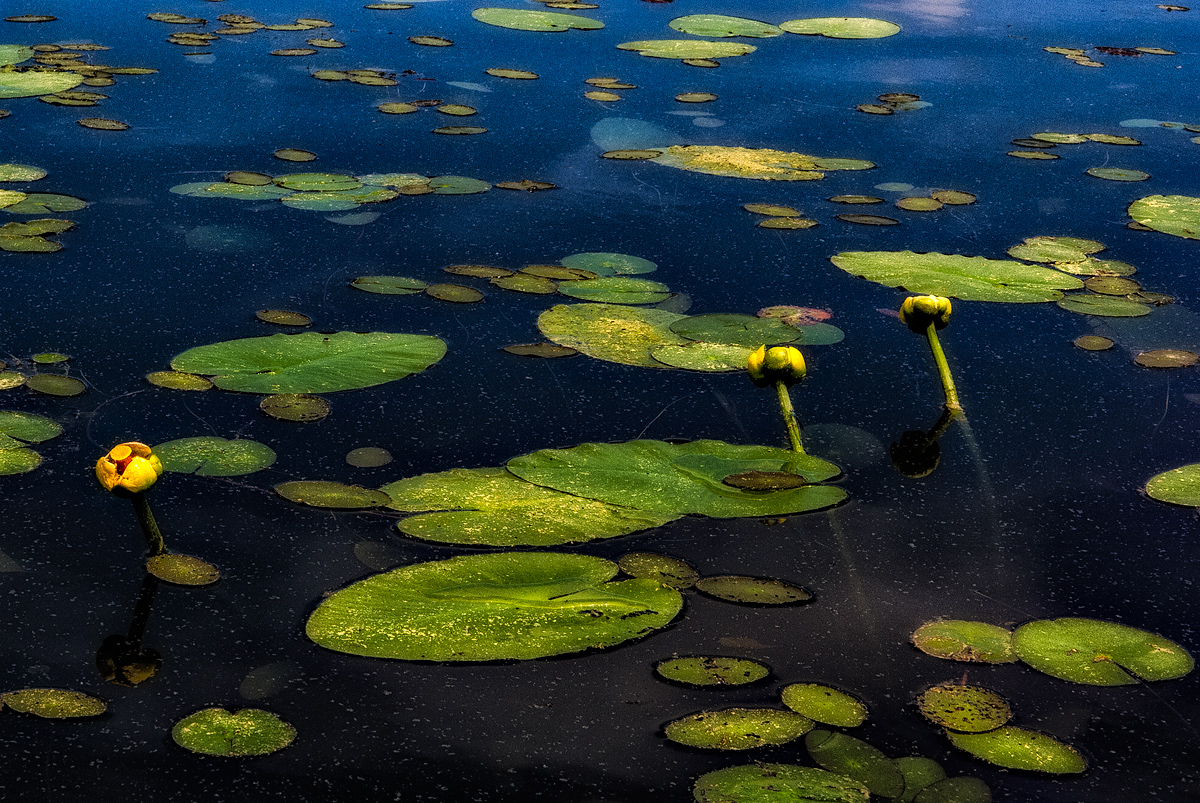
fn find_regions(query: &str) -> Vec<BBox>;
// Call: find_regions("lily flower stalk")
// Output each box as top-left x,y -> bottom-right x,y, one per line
96,442 -> 166,556
748,345 -> 807,454
899,295 -> 961,413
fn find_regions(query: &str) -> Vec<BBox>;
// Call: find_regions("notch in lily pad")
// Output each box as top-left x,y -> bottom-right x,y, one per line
617,551 -> 698,588
911,619 -> 1017,663
1012,617 -> 1193,685
172,708 -> 296,757
154,436 -> 276,477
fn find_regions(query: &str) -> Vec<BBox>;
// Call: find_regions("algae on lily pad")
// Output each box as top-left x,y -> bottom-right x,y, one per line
649,342 -> 752,372
693,763 -> 870,803
656,656 -> 770,686
616,40 -> 757,61
154,436 -> 276,477
665,708 -> 814,750
651,145 -> 874,181
780,18 -> 901,39
945,726 -> 1086,774
780,683 -> 867,728
172,708 -> 295,757
507,439 -> 845,518
1011,617 -> 1193,685
537,303 -> 688,368
806,730 -> 906,798
894,757 -> 947,803
911,619 -> 1017,663
305,552 -> 684,661
1146,463 -> 1200,507
170,331 -> 446,393
471,8 -> 603,31
381,467 -> 676,546
917,684 -> 1011,733
831,251 -> 1084,302
668,15 -> 782,38
1128,195 -> 1200,239
557,277 -> 670,304
1,688 -> 106,718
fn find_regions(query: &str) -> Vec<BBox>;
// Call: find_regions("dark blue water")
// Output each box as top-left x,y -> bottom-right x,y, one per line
1,0 -> 1199,800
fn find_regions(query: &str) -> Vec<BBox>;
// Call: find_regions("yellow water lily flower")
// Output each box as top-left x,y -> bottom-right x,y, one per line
899,295 -> 952,333
96,442 -> 163,494
747,344 -> 807,387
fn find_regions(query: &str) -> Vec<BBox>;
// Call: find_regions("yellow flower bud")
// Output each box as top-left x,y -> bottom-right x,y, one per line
899,295 -> 952,333
96,442 -> 164,494
747,345 -> 806,387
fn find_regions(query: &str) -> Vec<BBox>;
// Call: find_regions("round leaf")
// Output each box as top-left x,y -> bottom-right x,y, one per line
616,40 -> 757,60
696,575 -> 812,605
1,688 -> 105,718
1056,294 -> 1150,317
693,764 -> 869,803
944,726 -> 1086,774
665,708 -> 813,749
656,656 -> 769,686
831,250 -> 1084,302
1012,617 -> 1193,684
1128,195 -> 1200,239
471,8 -> 603,31
557,276 -> 670,304
779,17 -> 901,38
1146,463 -> 1200,506
668,14 -> 781,38
917,684 -> 1011,732
617,552 -> 697,588
154,436 -> 276,476
806,730 -> 906,797
146,553 -> 220,586
560,251 -> 656,276
911,619 -> 1017,663
172,708 -> 295,756
537,303 -> 688,368
781,683 -> 867,727
276,480 -> 391,509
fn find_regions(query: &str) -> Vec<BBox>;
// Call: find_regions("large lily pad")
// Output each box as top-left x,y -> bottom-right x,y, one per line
1146,463 -> 1200,507
670,314 -> 800,348
154,436 -> 276,477
381,467 -> 677,546
780,18 -> 901,38
668,15 -> 782,38
560,251 -> 656,276
831,251 -> 1084,302
0,70 -> 84,98
0,45 -> 33,66
693,763 -> 870,803
652,146 -> 874,181
0,409 -> 61,475
1128,195 -> 1200,239
471,8 -> 603,31
665,708 -> 813,749
305,552 -> 684,661
1011,617 -> 1193,685
616,40 -> 757,60
537,303 -> 689,368
911,619 -> 1017,663
945,726 -> 1086,774
170,331 -> 446,393
507,439 -> 845,518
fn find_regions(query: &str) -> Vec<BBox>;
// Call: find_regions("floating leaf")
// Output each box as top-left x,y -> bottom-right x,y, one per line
931,190 -> 976,205
537,303 -> 688,367
666,708 -> 814,750
1008,150 -> 1059,159
779,18 -> 901,39
471,8 -> 603,31
617,552 -> 697,588
695,575 -> 812,605
1012,617 -> 1194,684
652,145 -> 874,180
676,92 -> 717,103
693,764 -> 869,803
260,393 -> 330,422
1006,235 -> 1104,263
836,213 -> 898,225
1147,463 -> 1200,506
507,439 -> 845,518
446,264 -> 512,278
492,274 -> 557,294
0,164 -> 45,182
601,149 -> 663,160
351,275 -> 427,295
918,685 -> 1011,733
670,313 -> 800,348
780,683 -> 867,728
502,342 -> 577,358
744,203 -> 801,216
274,148 -> 316,162
486,68 -> 538,79
276,480 -> 391,509
895,757 -> 947,803
346,446 -> 392,467
560,251 -> 656,276
146,370 -> 211,390
429,175 -> 490,194
557,276 -> 670,304
1128,195 -> 1200,239
830,195 -> 884,204
146,553 -> 220,586
1074,335 -> 1114,351
171,331 -> 446,393
257,309 -> 311,326
26,374 -> 84,396
409,35 -> 453,46
4,193 -> 86,214
382,467 -> 676,546
306,552 -> 684,660
172,708 -> 295,757
759,217 -> 818,229
0,70 -> 83,98
426,283 -> 484,302
656,656 -> 769,686
378,102 -> 419,114
0,409 -> 62,445
78,117 -> 128,130
806,731 -> 906,797
668,15 -> 781,38
1056,294 -> 1150,317
945,726 -> 1086,774
154,436 -> 276,476
649,342 -> 752,371
912,777 -> 992,803
831,251 -> 1084,302
911,620 -> 1017,663
1087,167 -> 1149,181
1,689 -> 105,718
897,197 -> 943,211
616,40 -> 757,60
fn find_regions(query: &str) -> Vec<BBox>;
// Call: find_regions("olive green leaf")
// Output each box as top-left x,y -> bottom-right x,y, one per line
831,251 -> 1084,302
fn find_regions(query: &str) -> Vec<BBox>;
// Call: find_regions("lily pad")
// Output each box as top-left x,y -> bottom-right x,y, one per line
693,764 -> 869,803
895,757 -> 947,803
557,277 -> 670,305
1087,167 -> 1149,181
429,175 -> 490,194
831,251 -> 1084,302
806,730 -> 906,798
917,685 -> 1011,732
1147,463 -> 1200,507
911,620 -> 1017,663
260,393 -> 330,422
507,439 -> 845,518
1057,294 -> 1150,317
945,726 -> 1086,773
1012,617 -> 1193,684
1074,335 -> 1114,351
0,409 -> 62,446
146,553 -> 221,586
779,18 -> 901,39
537,303 -> 688,368
154,436 -> 276,477
1128,195 -> 1200,239
560,251 -> 656,276
0,163 -> 46,182
1,688 -> 105,718
351,276 -> 427,295
670,313 -> 799,348
616,40 -> 757,60
617,552 -> 698,588
276,480 -> 391,509
652,145 -> 874,180
912,777 -> 992,803
426,283 -> 484,302
1006,235 -> 1105,263
346,447 -> 392,467
3,193 -> 86,214
668,15 -> 781,38
381,467 -> 676,546
656,656 -> 769,686
695,575 -> 812,605
172,708 -> 296,756
780,683 -> 867,728
305,552 -> 684,661
170,331 -> 446,393
0,70 -> 83,98
649,342 -> 752,372
665,708 -> 814,750
502,342 -> 577,358
26,374 -> 84,395
471,8 -> 603,31
493,274 -> 557,294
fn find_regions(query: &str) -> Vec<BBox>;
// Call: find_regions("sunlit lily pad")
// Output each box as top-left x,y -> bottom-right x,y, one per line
495,179 -> 555,191
3,193 -> 86,214
831,251 -> 1084,302
274,148 -> 316,162
429,175 -> 490,194
154,436 -> 276,476
351,276 -> 427,295
911,619 -> 1017,663
0,372 -> 26,391
0,70 -> 83,98
26,374 -> 84,395
617,552 -> 697,588
931,190 -> 976,205
78,118 -> 128,131
1074,335 -> 1114,351
172,708 -> 295,756
409,35 -> 453,46
1056,294 -> 1150,317
492,274 -> 557,294
1008,150 -> 1059,159
1146,463 -> 1200,506
382,467 -> 676,546
1012,617 -> 1194,684
537,303 -> 688,367
146,370 -> 211,390
695,575 -> 812,605
276,480 -> 391,509
806,731 -> 905,797
670,313 -> 800,348
0,409 -> 62,445
1,688 -> 105,718
693,764 -> 869,803
1006,235 -> 1104,263
945,726 -> 1085,773
486,68 -> 538,79
918,684 -> 1011,732
666,708 -> 814,749
433,125 -> 488,135
557,277 -> 670,304
897,197 -> 942,211
0,45 -> 33,65
649,342 -> 751,372
780,684 -> 867,728
657,656 -> 769,686
1128,195 -> 1200,239
745,203 -> 801,216
779,18 -> 901,39
0,163 -> 46,182
171,331 -> 447,393
508,439 -> 845,518
471,8 -> 603,31
146,553 -> 220,586
560,251 -> 656,276
616,40 -> 757,60
601,149 -> 663,160
257,309 -> 311,326
759,217 -> 818,229
668,15 -> 781,38
306,552 -> 684,661
652,145 -> 873,180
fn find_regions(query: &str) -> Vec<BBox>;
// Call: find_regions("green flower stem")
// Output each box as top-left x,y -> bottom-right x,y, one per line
925,322 -> 962,413
774,380 -> 805,454
130,493 -> 165,556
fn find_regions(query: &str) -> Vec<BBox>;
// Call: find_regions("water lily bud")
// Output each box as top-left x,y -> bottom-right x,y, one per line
899,295 -> 952,333
747,345 -> 807,387
96,442 -> 164,494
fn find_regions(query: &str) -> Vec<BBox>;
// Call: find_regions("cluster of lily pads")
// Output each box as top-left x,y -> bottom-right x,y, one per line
1043,44 -> 1174,69
743,190 -> 977,230
602,144 -> 876,182
1008,130 -> 1140,160
0,162 -> 86,251
0,351 -> 86,400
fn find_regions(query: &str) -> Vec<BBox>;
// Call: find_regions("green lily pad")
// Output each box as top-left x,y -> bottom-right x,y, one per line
305,552 -> 684,661
911,620 -> 1017,663
1005,236 -> 1103,262
146,553 -> 221,586
895,757 -> 947,803
831,250 -> 1084,302
1146,463 -> 1200,506
381,467 -> 676,546
670,313 -> 799,348
170,331 -> 446,393
3,193 -> 86,214
917,685 -> 1011,732
666,708 -> 814,750
695,575 -> 812,605
0,163 -> 45,182
1056,294 -> 1150,317
806,730 -> 906,798
26,374 -> 84,395
1085,275 -> 1141,295
471,8 -> 603,31
656,656 -> 769,686
745,203 -> 802,216
649,342 -> 751,371
779,17 -> 901,38
433,125 -> 488,135
275,173 -> 362,192
0,70 -> 83,98
913,778 -> 992,803
276,480 -> 391,509
1,688 -> 105,718
172,708 -> 296,756
557,277 -> 670,304
537,303 -> 689,368
1087,167 -> 1149,181
492,274 -> 558,294
560,251 -> 656,276
1011,617 -> 1194,685
944,726 -> 1086,774
429,175 -> 491,194
780,683 -> 867,727
693,763 -> 869,803
426,283 -> 484,302
351,276 -> 428,295
0,409 -> 62,444
616,552 -> 698,588
260,393 -> 330,422
616,40 -> 757,60
652,145 -> 873,180
0,447 -> 41,474
346,446 -> 393,467
0,45 -> 33,66
759,217 -> 818,229
507,439 -> 845,518
281,192 -> 361,211
1128,195 -> 1200,239
1032,132 -> 1089,143
171,181 -> 292,201
668,14 -> 781,38
154,436 -> 276,477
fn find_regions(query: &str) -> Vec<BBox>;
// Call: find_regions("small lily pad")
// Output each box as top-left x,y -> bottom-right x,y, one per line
617,552 -> 698,588
744,203 -> 802,216
1057,294 -> 1150,317
616,40 -> 757,60
346,446 -> 392,467
945,726 -> 1086,774
503,342 -> 578,358
409,35 -> 453,46
486,68 -> 538,79
695,575 -> 812,605
276,480 -> 391,509
446,264 -> 512,278
351,276 -> 428,295
560,251 -> 656,276
172,708 -> 296,756
260,393 -> 330,422
1012,617 -> 1194,684
78,117 -> 128,131
274,148 -> 316,162
601,149 -> 663,160
676,92 -> 718,103
837,213 -> 899,225
911,619 -> 1017,663
495,179 -> 555,192
146,553 -> 220,586
0,164 -> 46,182
722,470 -> 808,490
656,656 -> 769,686
652,145 -> 873,180
665,708 -> 814,750
378,102 -> 419,114
521,265 -> 595,280
256,309 -> 311,326
1087,167 -> 1149,181
780,683 -> 867,728
917,684 -> 1011,732
26,374 -> 84,396
146,371 -> 213,390
1,688 -> 106,718
472,8 -> 603,31
429,176 -> 491,194
493,274 -> 557,294
806,730 -> 906,798
154,436 -> 276,476
426,283 -> 484,302
1074,335 -> 1114,351
931,190 -> 977,205
779,17 -> 901,38
897,197 -> 943,212
557,276 -> 670,304
759,217 -> 819,229
693,764 -> 869,803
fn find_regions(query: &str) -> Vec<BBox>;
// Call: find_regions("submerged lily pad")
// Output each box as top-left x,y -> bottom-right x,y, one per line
616,40 -> 757,60
471,8 -> 603,31
351,276 -> 427,295
652,145 -> 874,180
665,708 -> 814,750
1128,195 -> 1200,239
693,764 -> 869,803
154,436 -> 276,476
617,552 -> 698,588
382,467 -> 676,546
172,708 -> 295,756
806,731 -> 905,798
171,331 -> 446,393
918,685 -> 1011,733
895,758 -> 947,803
911,620 -> 1017,663
779,17 -> 901,39
695,575 -> 812,605
668,14 -> 781,38
780,684 -> 867,728
831,251 -> 1084,302
276,480 -> 391,509
1012,617 -> 1193,684
945,726 -> 1086,774
656,656 -> 769,686
306,552 -> 684,660
146,553 -> 220,586
1,688 -> 105,718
